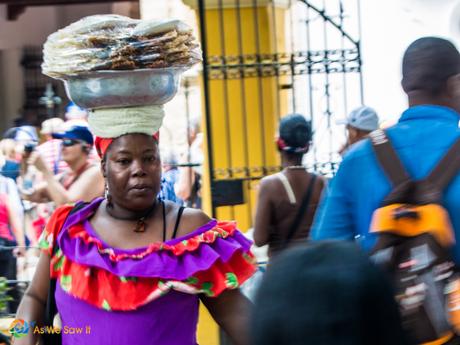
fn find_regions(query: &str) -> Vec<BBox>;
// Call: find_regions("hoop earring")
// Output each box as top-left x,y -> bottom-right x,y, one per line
105,183 -> 113,208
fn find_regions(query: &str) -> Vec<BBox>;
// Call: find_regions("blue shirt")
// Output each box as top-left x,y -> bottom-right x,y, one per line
158,176 -> 182,204
1,160 -> 20,181
311,105 -> 460,262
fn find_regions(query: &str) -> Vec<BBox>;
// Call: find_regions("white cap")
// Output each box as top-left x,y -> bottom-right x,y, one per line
336,106 -> 379,131
41,117 -> 64,134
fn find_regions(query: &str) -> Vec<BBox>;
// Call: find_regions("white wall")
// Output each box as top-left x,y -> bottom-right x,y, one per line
360,0 -> 460,123
0,49 -> 24,128
0,5 -> 58,50
0,5 -> 58,128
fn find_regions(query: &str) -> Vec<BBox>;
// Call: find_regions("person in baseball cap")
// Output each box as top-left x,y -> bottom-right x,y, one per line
52,125 -> 94,146
22,124 -> 104,206
337,106 -> 380,155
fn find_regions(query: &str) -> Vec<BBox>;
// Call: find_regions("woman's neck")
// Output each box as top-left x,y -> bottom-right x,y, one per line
105,199 -> 159,221
281,156 -> 303,169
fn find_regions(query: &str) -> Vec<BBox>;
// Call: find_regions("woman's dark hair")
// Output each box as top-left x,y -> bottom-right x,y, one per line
278,114 -> 312,154
251,241 -> 409,345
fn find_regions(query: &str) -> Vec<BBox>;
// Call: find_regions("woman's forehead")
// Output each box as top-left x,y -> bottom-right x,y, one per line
110,134 -> 158,152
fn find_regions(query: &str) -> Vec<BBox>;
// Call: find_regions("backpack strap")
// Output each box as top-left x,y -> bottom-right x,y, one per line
426,137 -> 460,191
283,174 -> 317,247
369,129 -> 411,187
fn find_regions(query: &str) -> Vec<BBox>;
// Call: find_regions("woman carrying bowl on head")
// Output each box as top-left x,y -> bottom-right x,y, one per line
14,107 -> 256,345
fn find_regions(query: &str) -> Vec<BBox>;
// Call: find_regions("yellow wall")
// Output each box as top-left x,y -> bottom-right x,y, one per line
194,4 -> 289,345
202,6 -> 287,231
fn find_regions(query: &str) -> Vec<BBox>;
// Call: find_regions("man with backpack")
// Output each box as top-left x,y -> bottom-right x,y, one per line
312,36 -> 460,344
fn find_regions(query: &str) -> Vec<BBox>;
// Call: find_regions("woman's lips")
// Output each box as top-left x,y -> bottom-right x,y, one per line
130,184 -> 153,192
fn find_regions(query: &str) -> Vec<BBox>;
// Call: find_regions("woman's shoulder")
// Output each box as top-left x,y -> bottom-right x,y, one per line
39,204 -> 76,255
172,204 -> 212,238
259,172 -> 286,190
260,172 -> 282,183
311,173 -> 327,187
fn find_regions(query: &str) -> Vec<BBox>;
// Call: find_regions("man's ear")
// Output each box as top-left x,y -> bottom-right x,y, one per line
401,77 -> 408,94
446,73 -> 460,98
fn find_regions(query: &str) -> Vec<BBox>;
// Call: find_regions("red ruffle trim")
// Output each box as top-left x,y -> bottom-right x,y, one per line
50,249 -> 256,311
40,204 -> 256,311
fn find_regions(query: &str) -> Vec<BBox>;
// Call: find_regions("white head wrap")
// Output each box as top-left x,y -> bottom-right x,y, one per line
88,105 -> 165,138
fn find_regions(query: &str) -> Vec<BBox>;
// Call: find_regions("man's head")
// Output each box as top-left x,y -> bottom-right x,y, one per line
337,106 -> 379,146
402,37 -> 460,111
252,242 -> 408,345
52,125 -> 93,163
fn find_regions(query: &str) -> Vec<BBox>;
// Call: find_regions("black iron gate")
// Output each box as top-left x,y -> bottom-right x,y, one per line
193,0 -> 363,224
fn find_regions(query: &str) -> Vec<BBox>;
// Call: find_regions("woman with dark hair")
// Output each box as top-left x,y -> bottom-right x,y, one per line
253,114 -> 325,257
14,114 -> 255,345
251,241 -> 409,345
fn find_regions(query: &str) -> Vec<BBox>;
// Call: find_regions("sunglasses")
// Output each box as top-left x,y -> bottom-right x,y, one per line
62,139 -> 81,147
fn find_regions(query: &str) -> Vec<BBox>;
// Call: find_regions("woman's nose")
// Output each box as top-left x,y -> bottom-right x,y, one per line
131,159 -> 147,176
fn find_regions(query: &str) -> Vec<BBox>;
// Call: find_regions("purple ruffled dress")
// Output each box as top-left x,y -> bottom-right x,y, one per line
38,198 -> 255,345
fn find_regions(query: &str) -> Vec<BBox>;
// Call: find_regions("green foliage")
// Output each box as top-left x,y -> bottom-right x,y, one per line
0,277 -> 12,312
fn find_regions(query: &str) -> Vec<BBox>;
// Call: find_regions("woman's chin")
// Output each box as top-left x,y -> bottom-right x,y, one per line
124,192 -> 158,208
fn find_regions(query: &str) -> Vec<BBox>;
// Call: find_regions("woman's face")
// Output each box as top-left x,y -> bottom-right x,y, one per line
103,134 -> 161,211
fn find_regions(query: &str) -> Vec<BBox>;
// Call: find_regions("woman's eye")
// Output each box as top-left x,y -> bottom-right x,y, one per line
144,156 -> 157,162
117,159 -> 130,165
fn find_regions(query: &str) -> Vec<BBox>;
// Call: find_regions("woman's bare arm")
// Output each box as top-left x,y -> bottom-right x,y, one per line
14,252 -> 51,345
179,207 -> 252,345
201,289 -> 252,345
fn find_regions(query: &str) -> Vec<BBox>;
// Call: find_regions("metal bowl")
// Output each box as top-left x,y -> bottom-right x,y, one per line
62,68 -> 184,109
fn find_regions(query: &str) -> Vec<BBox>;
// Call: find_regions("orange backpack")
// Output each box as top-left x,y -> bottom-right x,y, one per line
369,129 -> 460,345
